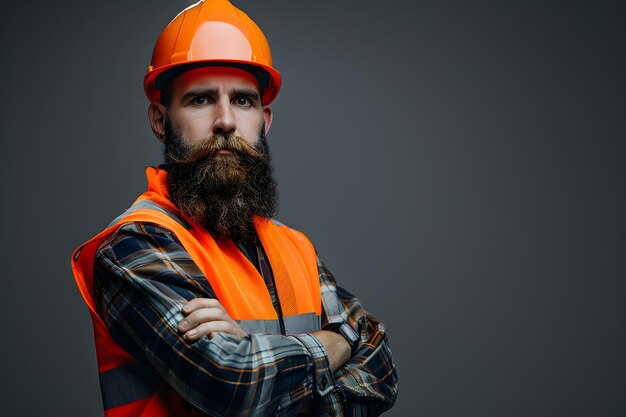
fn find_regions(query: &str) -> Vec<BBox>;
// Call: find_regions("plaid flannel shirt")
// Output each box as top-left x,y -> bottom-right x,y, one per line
93,222 -> 397,416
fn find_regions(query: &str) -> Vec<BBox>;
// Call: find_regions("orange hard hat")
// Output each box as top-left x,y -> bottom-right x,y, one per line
144,0 -> 281,105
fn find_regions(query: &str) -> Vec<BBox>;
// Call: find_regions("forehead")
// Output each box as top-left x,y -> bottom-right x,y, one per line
171,66 -> 260,96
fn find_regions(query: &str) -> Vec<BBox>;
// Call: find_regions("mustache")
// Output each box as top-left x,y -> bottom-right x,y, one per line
168,133 -> 265,165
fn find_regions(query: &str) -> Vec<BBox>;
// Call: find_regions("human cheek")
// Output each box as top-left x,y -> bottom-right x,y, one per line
240,116 -> 264,144
183,114 -> 214,142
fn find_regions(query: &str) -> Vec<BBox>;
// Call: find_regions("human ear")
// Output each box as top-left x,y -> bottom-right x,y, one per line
262,106 -> 273,135
148,102 -> 167,142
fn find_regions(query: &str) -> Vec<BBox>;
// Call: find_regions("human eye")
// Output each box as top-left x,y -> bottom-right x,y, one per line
233,96 -> 252,107
191,96 -> 209,105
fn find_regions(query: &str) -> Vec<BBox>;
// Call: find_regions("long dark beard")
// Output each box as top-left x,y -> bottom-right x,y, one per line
163,120 -> 278,241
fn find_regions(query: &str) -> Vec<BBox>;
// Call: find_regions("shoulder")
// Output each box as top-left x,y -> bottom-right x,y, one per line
96,221 -> 186,263
271,218 -> 316,249
271,218 -> 308,238
92,220 -> 206,292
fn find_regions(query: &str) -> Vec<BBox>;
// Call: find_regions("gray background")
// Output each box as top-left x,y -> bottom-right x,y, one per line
1,0 -> 625,416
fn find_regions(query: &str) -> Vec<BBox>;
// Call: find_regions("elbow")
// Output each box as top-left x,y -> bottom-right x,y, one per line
159,333 -> 312,414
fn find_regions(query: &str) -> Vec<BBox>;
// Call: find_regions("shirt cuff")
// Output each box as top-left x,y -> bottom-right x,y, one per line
291,333 -> 335,397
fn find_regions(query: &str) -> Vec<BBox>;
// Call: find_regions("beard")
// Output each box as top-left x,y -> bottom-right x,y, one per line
163,119 -> 278,241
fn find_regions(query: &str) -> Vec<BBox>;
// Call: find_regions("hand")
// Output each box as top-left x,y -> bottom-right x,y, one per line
312,330 -> 351,373
177,298 -> 248,341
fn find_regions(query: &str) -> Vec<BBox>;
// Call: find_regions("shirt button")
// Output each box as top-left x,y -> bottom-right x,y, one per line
320,375 -> 328,389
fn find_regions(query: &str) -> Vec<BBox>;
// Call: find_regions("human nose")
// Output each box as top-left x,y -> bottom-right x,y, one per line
212,97 -> 236,134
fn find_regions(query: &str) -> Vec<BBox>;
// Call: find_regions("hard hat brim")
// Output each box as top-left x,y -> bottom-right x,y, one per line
144,59 -> 281,105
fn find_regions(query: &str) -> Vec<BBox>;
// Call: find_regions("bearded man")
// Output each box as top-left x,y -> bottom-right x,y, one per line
71,1 -> 397,416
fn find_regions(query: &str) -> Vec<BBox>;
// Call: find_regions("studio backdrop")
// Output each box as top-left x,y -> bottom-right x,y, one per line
1,1 -> 624,416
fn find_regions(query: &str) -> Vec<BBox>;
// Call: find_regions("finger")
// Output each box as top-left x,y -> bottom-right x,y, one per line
184,321 -> 237,341
182,298 -> 224,314
177,307 -> 225,332
208,325 -> 248,340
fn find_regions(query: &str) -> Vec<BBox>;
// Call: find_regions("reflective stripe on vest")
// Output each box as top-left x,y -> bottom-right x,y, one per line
99,360 -> 161,410
240,312 -> 321,335
107,199 -> 189,229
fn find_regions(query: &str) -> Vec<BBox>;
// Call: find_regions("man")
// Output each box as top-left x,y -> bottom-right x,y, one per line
71,1 -> 397,416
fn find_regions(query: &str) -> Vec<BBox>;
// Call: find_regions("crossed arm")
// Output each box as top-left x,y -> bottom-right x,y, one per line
93,222 -> 397,415
178,297 -> 351,374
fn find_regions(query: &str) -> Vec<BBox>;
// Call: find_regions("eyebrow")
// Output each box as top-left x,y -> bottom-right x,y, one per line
181,88 -> 217,101
232,89 -> 261,100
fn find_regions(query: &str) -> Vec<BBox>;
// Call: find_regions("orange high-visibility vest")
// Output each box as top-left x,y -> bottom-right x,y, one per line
71,166 -> 322,417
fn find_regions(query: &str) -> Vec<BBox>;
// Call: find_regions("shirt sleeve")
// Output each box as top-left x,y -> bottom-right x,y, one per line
93,222 -> 334,416
313,255 -> 399,416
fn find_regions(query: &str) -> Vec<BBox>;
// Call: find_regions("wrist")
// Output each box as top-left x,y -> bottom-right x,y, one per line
291,333 -> 336,396
312,330 -> 350,373
322,321 -> 360,357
